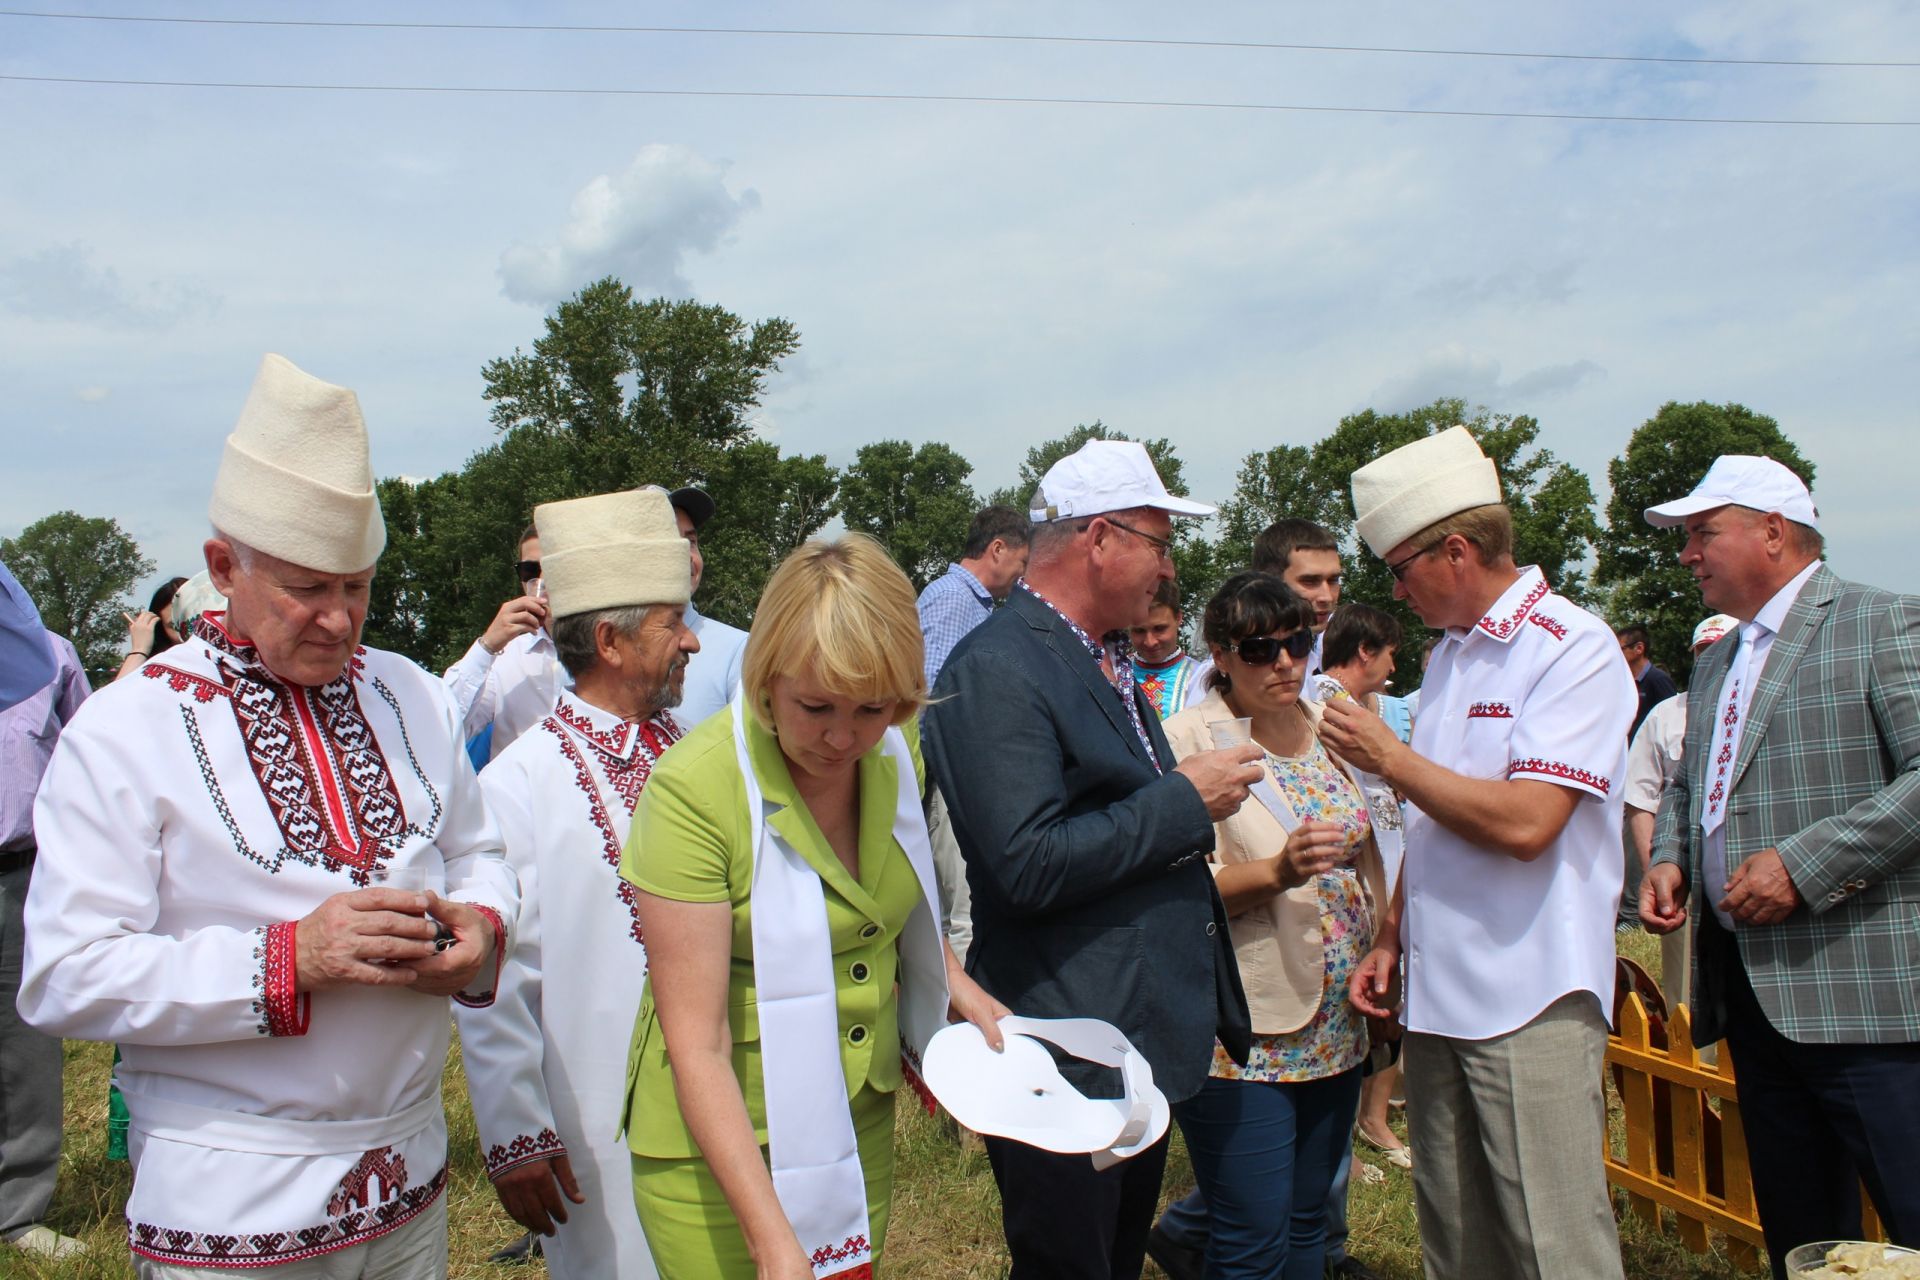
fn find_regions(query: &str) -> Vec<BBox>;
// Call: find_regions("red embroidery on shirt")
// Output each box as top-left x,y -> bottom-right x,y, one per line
453,904 -> 510,1009
1526,612 -> 1568,641
1508,758 -> 1612,794
542,708 -> 680,949
251,922 -> 309,1038
484,1127 -> 565,1178
1467,701 -> 1514,719
130,1166 -> 446,1267
1475,577 -> 1550,640
327,1147 -> 408,1215
141,663 -> 233,702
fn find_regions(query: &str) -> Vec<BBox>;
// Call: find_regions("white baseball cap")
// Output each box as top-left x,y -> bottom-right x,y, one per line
1644,455 -> 1819,531
1691,614 -> 1739,649
1030,440 -> 1215,522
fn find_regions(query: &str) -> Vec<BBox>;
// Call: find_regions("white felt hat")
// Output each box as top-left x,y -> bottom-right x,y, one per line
1030,440 -> 1214,522
1351,425 -> 1504,557
208,354 -> 387,573
1643,455 -> 1819,531
534,487 -> 690,619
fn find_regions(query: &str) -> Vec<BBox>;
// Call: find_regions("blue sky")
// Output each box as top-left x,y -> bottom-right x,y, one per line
3,1 -> 1916,604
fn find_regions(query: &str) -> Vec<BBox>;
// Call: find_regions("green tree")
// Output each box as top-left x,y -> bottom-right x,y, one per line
365,279 -> 821,666
1213,443 -> 1346,572
839,440 -> 978,592
2,511 -> 154,683
1596,401 -> 1814,683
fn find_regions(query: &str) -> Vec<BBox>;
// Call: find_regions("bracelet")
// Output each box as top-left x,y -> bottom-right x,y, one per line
126,650 -> 150,660
478,636 -> 504,658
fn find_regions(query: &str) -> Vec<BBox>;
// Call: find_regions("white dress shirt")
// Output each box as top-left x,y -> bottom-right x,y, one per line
676,604 -> 747,731
1400,567 -> 1636,1040
443,629 -> 570,762
1624,693 -> 1688,813
1699,560 -> 1822,929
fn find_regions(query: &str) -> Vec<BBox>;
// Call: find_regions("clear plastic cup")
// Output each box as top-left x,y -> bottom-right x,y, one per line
1209,718 -> 1254,750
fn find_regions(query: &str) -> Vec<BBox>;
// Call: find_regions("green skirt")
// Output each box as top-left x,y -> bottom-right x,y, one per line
633,1085 -> 897,1279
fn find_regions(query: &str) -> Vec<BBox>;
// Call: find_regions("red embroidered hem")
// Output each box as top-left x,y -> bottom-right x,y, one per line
128,1165 -> 446,1269
1508,758 -> 1612,795
484,1127 -> 566,1179
256,922 -> 309,1038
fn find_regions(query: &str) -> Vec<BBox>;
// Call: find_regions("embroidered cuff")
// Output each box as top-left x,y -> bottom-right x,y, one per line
485,1127 -> 565,1179
253,921 -> 310,1038
1508,758 -> 1612,799
454,905 -> 509,1008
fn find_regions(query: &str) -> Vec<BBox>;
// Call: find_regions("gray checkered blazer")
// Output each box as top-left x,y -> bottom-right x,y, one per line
1652,564 -> 1920,1046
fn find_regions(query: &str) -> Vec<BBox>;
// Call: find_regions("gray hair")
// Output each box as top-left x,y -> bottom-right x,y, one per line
209,527 -> 258,572
552,604 -> 655,679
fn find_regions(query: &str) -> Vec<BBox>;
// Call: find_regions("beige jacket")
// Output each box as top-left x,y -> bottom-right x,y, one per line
1165,690 -> 1388,1035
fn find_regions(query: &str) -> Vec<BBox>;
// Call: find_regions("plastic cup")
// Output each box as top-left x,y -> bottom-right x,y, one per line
1209,718 -> 1254,750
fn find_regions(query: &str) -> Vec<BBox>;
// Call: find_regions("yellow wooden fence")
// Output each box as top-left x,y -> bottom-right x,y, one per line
1604,992 -> 1884,1268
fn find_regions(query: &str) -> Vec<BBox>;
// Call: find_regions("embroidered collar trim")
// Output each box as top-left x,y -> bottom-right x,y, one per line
1473,568 -> 1551,643
549,691 -> 681,763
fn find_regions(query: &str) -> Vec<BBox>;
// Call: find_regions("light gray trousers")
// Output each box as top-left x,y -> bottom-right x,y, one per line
0,856 -> 61,1239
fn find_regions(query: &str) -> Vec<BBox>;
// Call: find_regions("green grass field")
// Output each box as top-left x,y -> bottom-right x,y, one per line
12,930 -> 1765,1279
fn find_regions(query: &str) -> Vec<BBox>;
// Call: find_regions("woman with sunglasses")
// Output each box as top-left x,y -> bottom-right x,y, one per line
1155,570 -> 1389,1280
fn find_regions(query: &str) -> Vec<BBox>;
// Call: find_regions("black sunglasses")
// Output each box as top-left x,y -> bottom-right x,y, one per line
1227,630 -> 1315,665
516,559 -> 542,583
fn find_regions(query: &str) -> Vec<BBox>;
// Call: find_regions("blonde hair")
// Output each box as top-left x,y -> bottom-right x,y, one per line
1412,502 -> 1514,565
741,533 -> 927,729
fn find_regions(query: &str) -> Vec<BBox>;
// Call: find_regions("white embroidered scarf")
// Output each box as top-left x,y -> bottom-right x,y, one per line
732,697 -> 949,1279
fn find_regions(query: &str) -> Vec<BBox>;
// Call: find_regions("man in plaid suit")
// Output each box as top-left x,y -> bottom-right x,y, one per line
1641,455 -> 1920,1278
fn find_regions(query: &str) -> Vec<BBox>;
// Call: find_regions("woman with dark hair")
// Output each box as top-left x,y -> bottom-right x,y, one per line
1152,571 -> 1389,1280
113,576 -> 188,681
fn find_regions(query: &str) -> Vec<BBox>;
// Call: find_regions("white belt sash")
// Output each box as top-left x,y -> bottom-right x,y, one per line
732,697 -> 948,1280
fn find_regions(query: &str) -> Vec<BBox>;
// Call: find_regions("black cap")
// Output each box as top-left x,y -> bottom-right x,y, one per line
668,486 -> 716,530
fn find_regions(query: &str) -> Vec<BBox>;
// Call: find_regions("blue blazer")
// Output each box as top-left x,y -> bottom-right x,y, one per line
924,588 -> 1252,1105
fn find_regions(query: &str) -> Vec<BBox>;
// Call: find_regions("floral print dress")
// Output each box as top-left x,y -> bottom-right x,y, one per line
1209,735 -> 1375,1083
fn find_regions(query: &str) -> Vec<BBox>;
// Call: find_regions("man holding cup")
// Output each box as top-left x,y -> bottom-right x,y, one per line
19,354 -> 520,1276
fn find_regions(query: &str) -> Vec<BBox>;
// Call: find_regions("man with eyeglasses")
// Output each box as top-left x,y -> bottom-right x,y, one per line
925,439 -> 1259,1280
444,524 -> 566,765
1322,426 -> 1633,1280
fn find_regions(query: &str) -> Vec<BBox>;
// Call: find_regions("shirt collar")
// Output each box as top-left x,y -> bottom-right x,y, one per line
1464,566 -> 1550,646
1748,560 -> 1822,638
551,688 -> 680,763
946,561 -> 993,604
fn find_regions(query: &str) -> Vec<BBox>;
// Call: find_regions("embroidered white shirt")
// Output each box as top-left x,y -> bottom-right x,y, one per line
455,690 -> 678,1279
20,613 -> 519,1270
443,628 -> 571,762
1400,567 -> 1635,1040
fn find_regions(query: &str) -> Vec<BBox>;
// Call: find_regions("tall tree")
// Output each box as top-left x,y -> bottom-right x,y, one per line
696,440 -> 840,627
1213,443 -> 1345,573
2,511 -> 153,683
839,440 -> 978,592
365,279 -> 819,666
1596,401 -> 1814,682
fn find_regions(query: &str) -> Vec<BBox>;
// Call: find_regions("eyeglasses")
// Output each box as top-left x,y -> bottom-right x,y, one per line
1386,541 -> 1442,583
1097,516 -> 1173,561
1227,630 -> 1315,666
516,559 -> 542,583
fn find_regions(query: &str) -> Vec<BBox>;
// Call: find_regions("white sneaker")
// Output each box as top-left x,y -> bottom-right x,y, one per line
7,1225 -> 86,1259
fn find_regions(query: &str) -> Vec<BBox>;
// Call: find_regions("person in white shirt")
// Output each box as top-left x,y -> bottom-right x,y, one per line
21,354 -> 519,1277
1623,613 -> 1736,1013
457,487 -> 697,1279
665,486 -> 747,730
1324,426 -> 1632,1280
442,526 -> 564,763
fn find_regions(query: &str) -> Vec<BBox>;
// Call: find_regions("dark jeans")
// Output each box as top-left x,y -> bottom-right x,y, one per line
1169,1068 -> 1364,1280
984,1132 -> 1170,1280
1721,933 -> 1920,1280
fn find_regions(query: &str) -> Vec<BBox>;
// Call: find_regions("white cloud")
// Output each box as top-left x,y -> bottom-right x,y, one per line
75,386 -> 110,403
497,145 -> 760,306
1368,346 -> 1606,415
0,243 -> 217,330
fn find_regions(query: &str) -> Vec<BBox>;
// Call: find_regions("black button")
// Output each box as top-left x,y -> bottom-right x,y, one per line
848,1025 -> 868,1044
850,962 -> 870,982
859,923 -> 880,939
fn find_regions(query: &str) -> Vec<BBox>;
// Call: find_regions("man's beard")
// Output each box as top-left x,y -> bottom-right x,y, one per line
644,663 -> 687,714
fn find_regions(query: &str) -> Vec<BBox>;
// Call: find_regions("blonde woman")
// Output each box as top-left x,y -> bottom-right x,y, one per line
1154,571 -> 1389,1280
621,534 -> 1005,1280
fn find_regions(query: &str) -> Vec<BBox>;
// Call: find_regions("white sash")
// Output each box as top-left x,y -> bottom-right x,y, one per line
732,697 -> 948,1280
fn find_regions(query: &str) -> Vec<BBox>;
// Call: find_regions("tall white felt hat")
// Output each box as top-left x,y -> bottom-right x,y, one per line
208,354 -> 387,574
534,486 -> 690,619
1351,425 -> 1504,557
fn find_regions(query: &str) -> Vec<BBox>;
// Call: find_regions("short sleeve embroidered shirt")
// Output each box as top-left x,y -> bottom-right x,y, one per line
1400,566 -> 1636,1039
